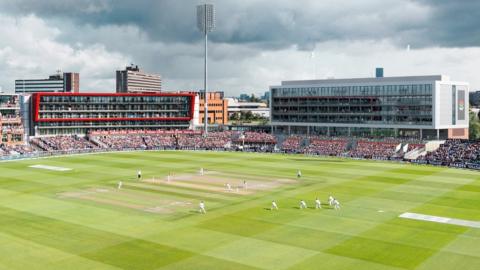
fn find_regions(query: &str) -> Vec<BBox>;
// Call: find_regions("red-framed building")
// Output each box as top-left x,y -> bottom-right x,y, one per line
30,92 -> 196,136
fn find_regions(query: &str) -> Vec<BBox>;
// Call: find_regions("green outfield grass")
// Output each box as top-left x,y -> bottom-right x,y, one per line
0,151 -> 479,269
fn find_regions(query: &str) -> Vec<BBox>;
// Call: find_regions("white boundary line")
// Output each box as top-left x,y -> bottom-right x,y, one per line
29,165 -> 72,171
399,212 -> 480,228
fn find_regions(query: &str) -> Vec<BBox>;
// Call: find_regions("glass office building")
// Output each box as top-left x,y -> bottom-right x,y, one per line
270,75 -> 469,139
30,93 -> 195,136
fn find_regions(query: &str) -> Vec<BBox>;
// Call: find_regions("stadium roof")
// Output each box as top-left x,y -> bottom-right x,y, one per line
281,75 -> 448,86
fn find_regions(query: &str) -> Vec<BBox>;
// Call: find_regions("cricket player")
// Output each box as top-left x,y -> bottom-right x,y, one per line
333,199 -> 341,210
199,200 -> 206,214
271,200 -> 279,210
118,181 -> 123,190
300,200 -> 307,209
137,170 -> 142,180
225,183 -> 232,191
200,167 -> 204,176
243,180 -> 248,190
297,170 -> 302,178
328,195 -> 334,206
315,198 -> 322,209
167,174 -> 171,182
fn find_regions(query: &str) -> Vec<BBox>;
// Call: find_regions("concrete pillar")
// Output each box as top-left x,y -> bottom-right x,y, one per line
419,129 -> 423,140
436,129 -> 440,140
288,125 -> 291,135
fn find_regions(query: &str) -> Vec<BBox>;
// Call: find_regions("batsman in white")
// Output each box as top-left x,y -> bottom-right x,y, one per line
300,200 -> 307,209
199,200 -> 206,214
271,200 -> 279,210
315,198 -> 322,209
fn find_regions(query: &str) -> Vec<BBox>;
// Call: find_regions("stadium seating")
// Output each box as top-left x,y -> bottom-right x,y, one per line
417,140 -> 480,167
1,130 -> 478,170
32,135 -> 99,151
281,136 -> 303,153
348,140 -> 400,160
305,137 -> 348,156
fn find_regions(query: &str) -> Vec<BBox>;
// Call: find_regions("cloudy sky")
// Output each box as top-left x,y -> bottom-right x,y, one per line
0,0 -> 479,96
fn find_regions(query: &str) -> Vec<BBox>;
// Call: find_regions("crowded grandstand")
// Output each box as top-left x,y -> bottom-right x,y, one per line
0,130 -> 475,170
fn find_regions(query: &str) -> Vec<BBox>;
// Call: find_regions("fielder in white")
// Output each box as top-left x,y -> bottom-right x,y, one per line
315,198 -> 322,209
328,195 -> 334,206
300,200 -> 307,209
271,200 -> 279,210
333,199 -> 341,210
200,168 -> 204,176
137,170 -> 142,180
117,181 -> 123,190
297,170 -> 302,178
199,200 -> 206,214
243,180 -> 248,190
225,183 -> 232,191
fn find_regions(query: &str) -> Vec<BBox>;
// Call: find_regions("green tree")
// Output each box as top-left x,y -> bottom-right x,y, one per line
230,112 -> 240,121
244,111 -> 254,121
469,111 -> 480,140
250,94 -> 261,103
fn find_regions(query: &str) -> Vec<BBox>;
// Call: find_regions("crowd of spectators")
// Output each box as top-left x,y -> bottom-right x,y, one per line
91,131 -> 234,151
0,144 -> 35,156
348,141 -> 400,160
95,135 -> 147,150
417,140 -> 480,167
304,138 -> 348,156
3,144 -> 35,155
281,136 -> 303,153
32,135 -> 99,151
143,135 -> 176,149
237,132 -> 276,144
2,130 -> 480,171
23,133 -> 427,160
177,132 -> 232,150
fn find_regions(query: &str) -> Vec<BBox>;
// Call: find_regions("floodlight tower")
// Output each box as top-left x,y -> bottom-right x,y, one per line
197,4 -> 215,136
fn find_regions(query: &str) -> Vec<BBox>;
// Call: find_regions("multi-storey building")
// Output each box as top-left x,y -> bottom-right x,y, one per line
0,95 -> 24,144
198,91 -> 228,125
270,75 -> 469,139
116,65 -> 162,93
226,98 -> 270,118
15,72 -> 79,94
29,92 -> 195,136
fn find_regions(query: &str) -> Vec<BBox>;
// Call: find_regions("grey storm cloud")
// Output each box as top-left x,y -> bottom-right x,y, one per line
417,0 -> 480,47
1,0 -> 479,49
0,0 -> 479,94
